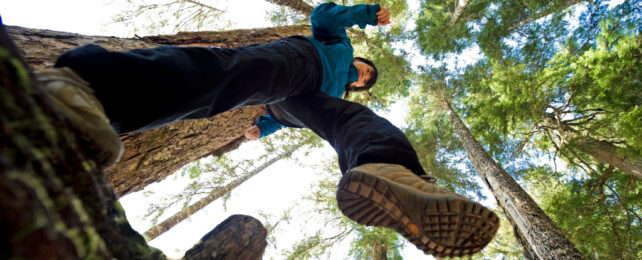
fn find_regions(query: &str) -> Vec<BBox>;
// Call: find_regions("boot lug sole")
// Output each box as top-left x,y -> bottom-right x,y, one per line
337,169 -> 499,257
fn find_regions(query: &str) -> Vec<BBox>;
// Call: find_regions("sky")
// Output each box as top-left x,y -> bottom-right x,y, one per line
0,0 -> 434,259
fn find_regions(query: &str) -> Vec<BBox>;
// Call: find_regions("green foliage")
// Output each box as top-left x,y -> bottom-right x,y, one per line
259,206 -> 296,252
267,5 -> 310,26
415,0 -> 589,60
523,166 -> 642,259
345,0 -> 414,108
283,167 -> 355,259
348,226 -> 404,260
461,30 -> 642,169
619,105 -> 642,157
569,32 -> 642,157
415,0 -> 489,59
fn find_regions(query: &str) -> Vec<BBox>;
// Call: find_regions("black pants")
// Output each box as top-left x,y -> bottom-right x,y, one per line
56,37 -> 321,133
55,37 -> 426,176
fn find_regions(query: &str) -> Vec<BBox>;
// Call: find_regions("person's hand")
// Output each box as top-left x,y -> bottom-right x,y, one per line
245,125 -> 261,140
376,6 -> 390,26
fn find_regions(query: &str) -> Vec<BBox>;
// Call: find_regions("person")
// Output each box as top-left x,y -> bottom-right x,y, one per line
38,2 -> 498,257
243,55 -> 378,140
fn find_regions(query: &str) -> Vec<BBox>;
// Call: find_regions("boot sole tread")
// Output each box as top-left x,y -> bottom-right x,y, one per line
337,169 -> 499,257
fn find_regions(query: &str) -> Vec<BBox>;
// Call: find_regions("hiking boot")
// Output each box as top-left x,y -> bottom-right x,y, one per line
36,67 -> 122,168
337,163 -> 499,257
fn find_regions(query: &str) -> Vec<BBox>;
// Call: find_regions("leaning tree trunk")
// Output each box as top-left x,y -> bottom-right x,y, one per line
440,98 -> 586,260
143,142 -> 306,240
571,135 -> 642,179
545,117 -> 642,180
9,24 -> 312,196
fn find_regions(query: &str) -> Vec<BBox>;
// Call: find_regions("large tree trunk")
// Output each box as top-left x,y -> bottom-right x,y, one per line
143,142 -> 305,240
440,98 -> 585,260
9,24 -> 312,196
183,215 -> 268,260
0,22 -> 164,260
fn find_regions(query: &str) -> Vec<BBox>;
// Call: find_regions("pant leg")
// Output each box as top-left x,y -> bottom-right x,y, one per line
54,37 -> 321,134
268,92 -> 427,176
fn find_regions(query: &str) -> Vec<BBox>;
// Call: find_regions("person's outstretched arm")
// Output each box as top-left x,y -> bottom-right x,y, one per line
310,3 -> 388,42
245,114 -> 284,140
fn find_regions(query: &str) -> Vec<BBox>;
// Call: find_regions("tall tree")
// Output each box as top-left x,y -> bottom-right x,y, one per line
9,25 -> 311,196
431,83 -> 585,259
143,134 -> 315,240
461,27 -> 642,179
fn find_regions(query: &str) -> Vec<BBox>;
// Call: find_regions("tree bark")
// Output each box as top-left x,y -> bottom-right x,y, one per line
371,239 -> 387,260
9,24 -> 312,196
546,117 -> 642,180
0,23 -> 164,260
143,143 -> 305,240
440,98 -> 585,260
571,135 -> 642,179
450,0 -> 471,25
264,0 -> 313,16
183,215 -> 268,260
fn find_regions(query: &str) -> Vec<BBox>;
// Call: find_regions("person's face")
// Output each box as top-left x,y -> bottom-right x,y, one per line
350,60 -> 374,88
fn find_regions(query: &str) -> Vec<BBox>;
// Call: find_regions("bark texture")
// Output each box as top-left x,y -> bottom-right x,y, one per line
450,0 -> 471,25
112,108 -> 265,196
0,23 -> 164,260
571,135 -> 642,179
441,98 -> 586,260
9,24 -> 312,196
546,117 -> 642,180
143,143 -> 304,240
371,239 -> 387,260
183,215 -> 268,260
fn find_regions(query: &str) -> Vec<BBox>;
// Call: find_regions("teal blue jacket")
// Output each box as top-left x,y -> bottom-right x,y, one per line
255,2 -> 380,138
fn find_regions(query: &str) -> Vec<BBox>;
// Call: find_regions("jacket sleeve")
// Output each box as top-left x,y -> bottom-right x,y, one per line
255,114 -> 284,138
310,2 -> 380,42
